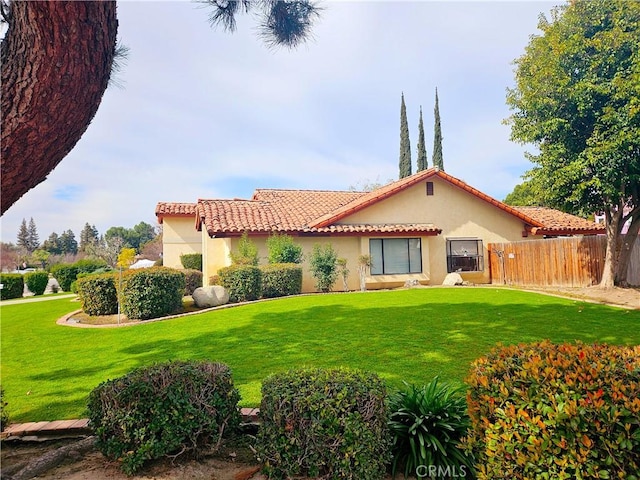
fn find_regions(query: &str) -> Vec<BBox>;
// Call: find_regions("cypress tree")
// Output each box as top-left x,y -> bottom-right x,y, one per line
432,88 -> 444,171
27,217 -> 39,252
416,106 -> 427,171
399,93 -> 412,178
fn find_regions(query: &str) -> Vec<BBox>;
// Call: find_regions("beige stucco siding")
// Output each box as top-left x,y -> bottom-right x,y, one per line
340,178 -> 532,284
162,217 -> 202,269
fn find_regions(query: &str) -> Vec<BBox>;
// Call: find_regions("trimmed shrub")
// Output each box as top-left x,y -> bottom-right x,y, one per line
229,232 -> 259,266
87,360 -> 241,475
266,233 -> 303,264
76,274 -> 118,316
51,264 -> 78,292
464,341 -> 640,479
182,269 -> 203,296
180,253 -> 202,271
260,263 -> 302,298
120,267 -> 185,320
24,271 -> 49,296
257,367 -> 391,480
308,243 -> 338,292
0,274 -> 24,300
75,258 -> 108,274
0,386 -> 9,432
388,379 -> 474,479
218,265 -> 262,303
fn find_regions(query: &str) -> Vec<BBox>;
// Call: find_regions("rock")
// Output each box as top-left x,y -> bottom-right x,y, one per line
442,273 -> 464,286
192,286 -> 229,308
404,279 -> 420,288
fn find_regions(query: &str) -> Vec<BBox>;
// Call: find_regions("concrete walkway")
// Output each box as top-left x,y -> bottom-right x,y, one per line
0,294 -> 76,306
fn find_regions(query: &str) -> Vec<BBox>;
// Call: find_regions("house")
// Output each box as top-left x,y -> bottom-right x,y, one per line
156,168 -> 604,292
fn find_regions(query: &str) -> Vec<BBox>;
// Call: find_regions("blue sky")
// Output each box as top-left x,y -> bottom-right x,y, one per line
0,0 -> 558,243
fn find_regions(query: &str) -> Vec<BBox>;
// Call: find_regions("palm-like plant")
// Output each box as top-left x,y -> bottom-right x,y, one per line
387,378 -> 474,479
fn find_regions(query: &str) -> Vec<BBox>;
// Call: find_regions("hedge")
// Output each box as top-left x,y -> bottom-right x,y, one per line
0,274 -> 24,300
76,274 -> 118,316
260,263 -> 302,298
218,265 -> 262,303
51,264 -> 78,292
24,271 -> 49,296
182,269 -> 203,296
464,341 -> 640,479
120,267 -> 185,320
87,360 -> 241,475
257,367 -> 391,479
180,253 -> 202,271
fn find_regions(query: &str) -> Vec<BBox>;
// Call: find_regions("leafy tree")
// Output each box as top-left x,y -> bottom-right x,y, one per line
505,0 -> 640,287
43,232 -> 62,255
229,232 -> 259,266
503,180 -> 548,207
266,233 -> 303,264
31,249 -> 51,269
432,88 -> 444,171
399,93 -> 412,178
59,229 -> 78,255
117,248 -> 136,268
105,222 -> 157,252
0,242 -> 20,272
79,223 -> 100,252
416,106 -> 428,171
1,1 -> 321,214
308,243 -> 338,293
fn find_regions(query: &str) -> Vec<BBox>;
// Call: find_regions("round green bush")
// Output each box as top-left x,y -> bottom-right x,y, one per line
0,274 -> 24,300
182,269 -> 203,296
51,264 -> 78,292
76,273 -> 118,316
180,253 -> 202,271
257,367 -> 391,479
260,263 -> 302,298
87,360 -> 241,475
218,265 -> 262,303
24,271 -> 49,296
120,267 -> 185,320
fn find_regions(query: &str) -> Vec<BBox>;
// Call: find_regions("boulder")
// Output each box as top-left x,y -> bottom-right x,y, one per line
192,286 -> 229,308
442,272 -> 464,286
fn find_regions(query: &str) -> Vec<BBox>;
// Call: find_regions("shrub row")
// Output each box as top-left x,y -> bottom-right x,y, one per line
88,360 -> 241,475
0,274 -> 23,300
77,268 -> 185,320
464,341 -> 640,479
51,259 -> 108,292
217,263 -> 302,302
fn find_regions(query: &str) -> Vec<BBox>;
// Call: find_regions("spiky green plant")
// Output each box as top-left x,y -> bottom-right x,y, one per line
387,378 -> 474,478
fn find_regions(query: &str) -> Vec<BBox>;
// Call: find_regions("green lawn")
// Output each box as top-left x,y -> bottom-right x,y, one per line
1,288 -> 638,423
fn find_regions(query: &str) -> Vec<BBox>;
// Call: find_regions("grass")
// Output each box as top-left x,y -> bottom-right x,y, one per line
1,287 -> 638,423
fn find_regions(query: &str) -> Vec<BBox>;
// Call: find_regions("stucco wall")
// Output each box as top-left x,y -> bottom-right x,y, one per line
162,216 -> 202,269
340,177 -> 532,284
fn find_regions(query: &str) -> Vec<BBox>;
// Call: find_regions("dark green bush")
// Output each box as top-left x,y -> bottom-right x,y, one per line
87,360 -> 241,475
464,341 -> 640,479
0,274 -> 23,300
77,274 -> 118,316
24,271 -> 49,296
218,265 -> 262,303
259,263 -> 302,298
257,367 -> 391,480
120,267 -> 185,320
182,269 -> 203,296
51,264 -> 78,292
388,378 -> 474,479
0,386 -> 9,432
74,258 -> 108,274
180,253 -> 203,271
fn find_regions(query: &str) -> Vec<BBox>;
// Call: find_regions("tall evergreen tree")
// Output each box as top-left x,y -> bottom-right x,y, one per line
399,93 -> 412,178
17,218 -> 29,251
59,229 -> 78,255
416,106 -> 428,171
432,88 -> 444,171
27,217 -> 39,252
79,223 -> 100,252
43,232 -> 63,255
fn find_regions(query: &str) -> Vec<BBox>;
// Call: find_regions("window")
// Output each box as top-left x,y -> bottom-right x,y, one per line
447,238 -> 484,273
370,238 -> 422,275
426,182 -> 434,196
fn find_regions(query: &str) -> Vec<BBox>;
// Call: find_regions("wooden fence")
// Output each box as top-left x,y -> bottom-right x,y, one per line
488,235 -> 640,287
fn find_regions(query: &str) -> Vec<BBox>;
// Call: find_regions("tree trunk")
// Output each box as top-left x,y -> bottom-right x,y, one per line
1,1 -> 118,215
599,207 -> 622,288
615,211 -> 640,287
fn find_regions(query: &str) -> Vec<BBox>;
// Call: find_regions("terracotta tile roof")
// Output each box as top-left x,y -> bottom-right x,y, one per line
513,206 -> 605,235
196,191 -> 440,237
310,168 -> 546,229
155,202 -> 197,223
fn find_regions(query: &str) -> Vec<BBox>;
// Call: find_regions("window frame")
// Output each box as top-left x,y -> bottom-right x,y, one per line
446,238 -> 484,273
369,238 -> 422,275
